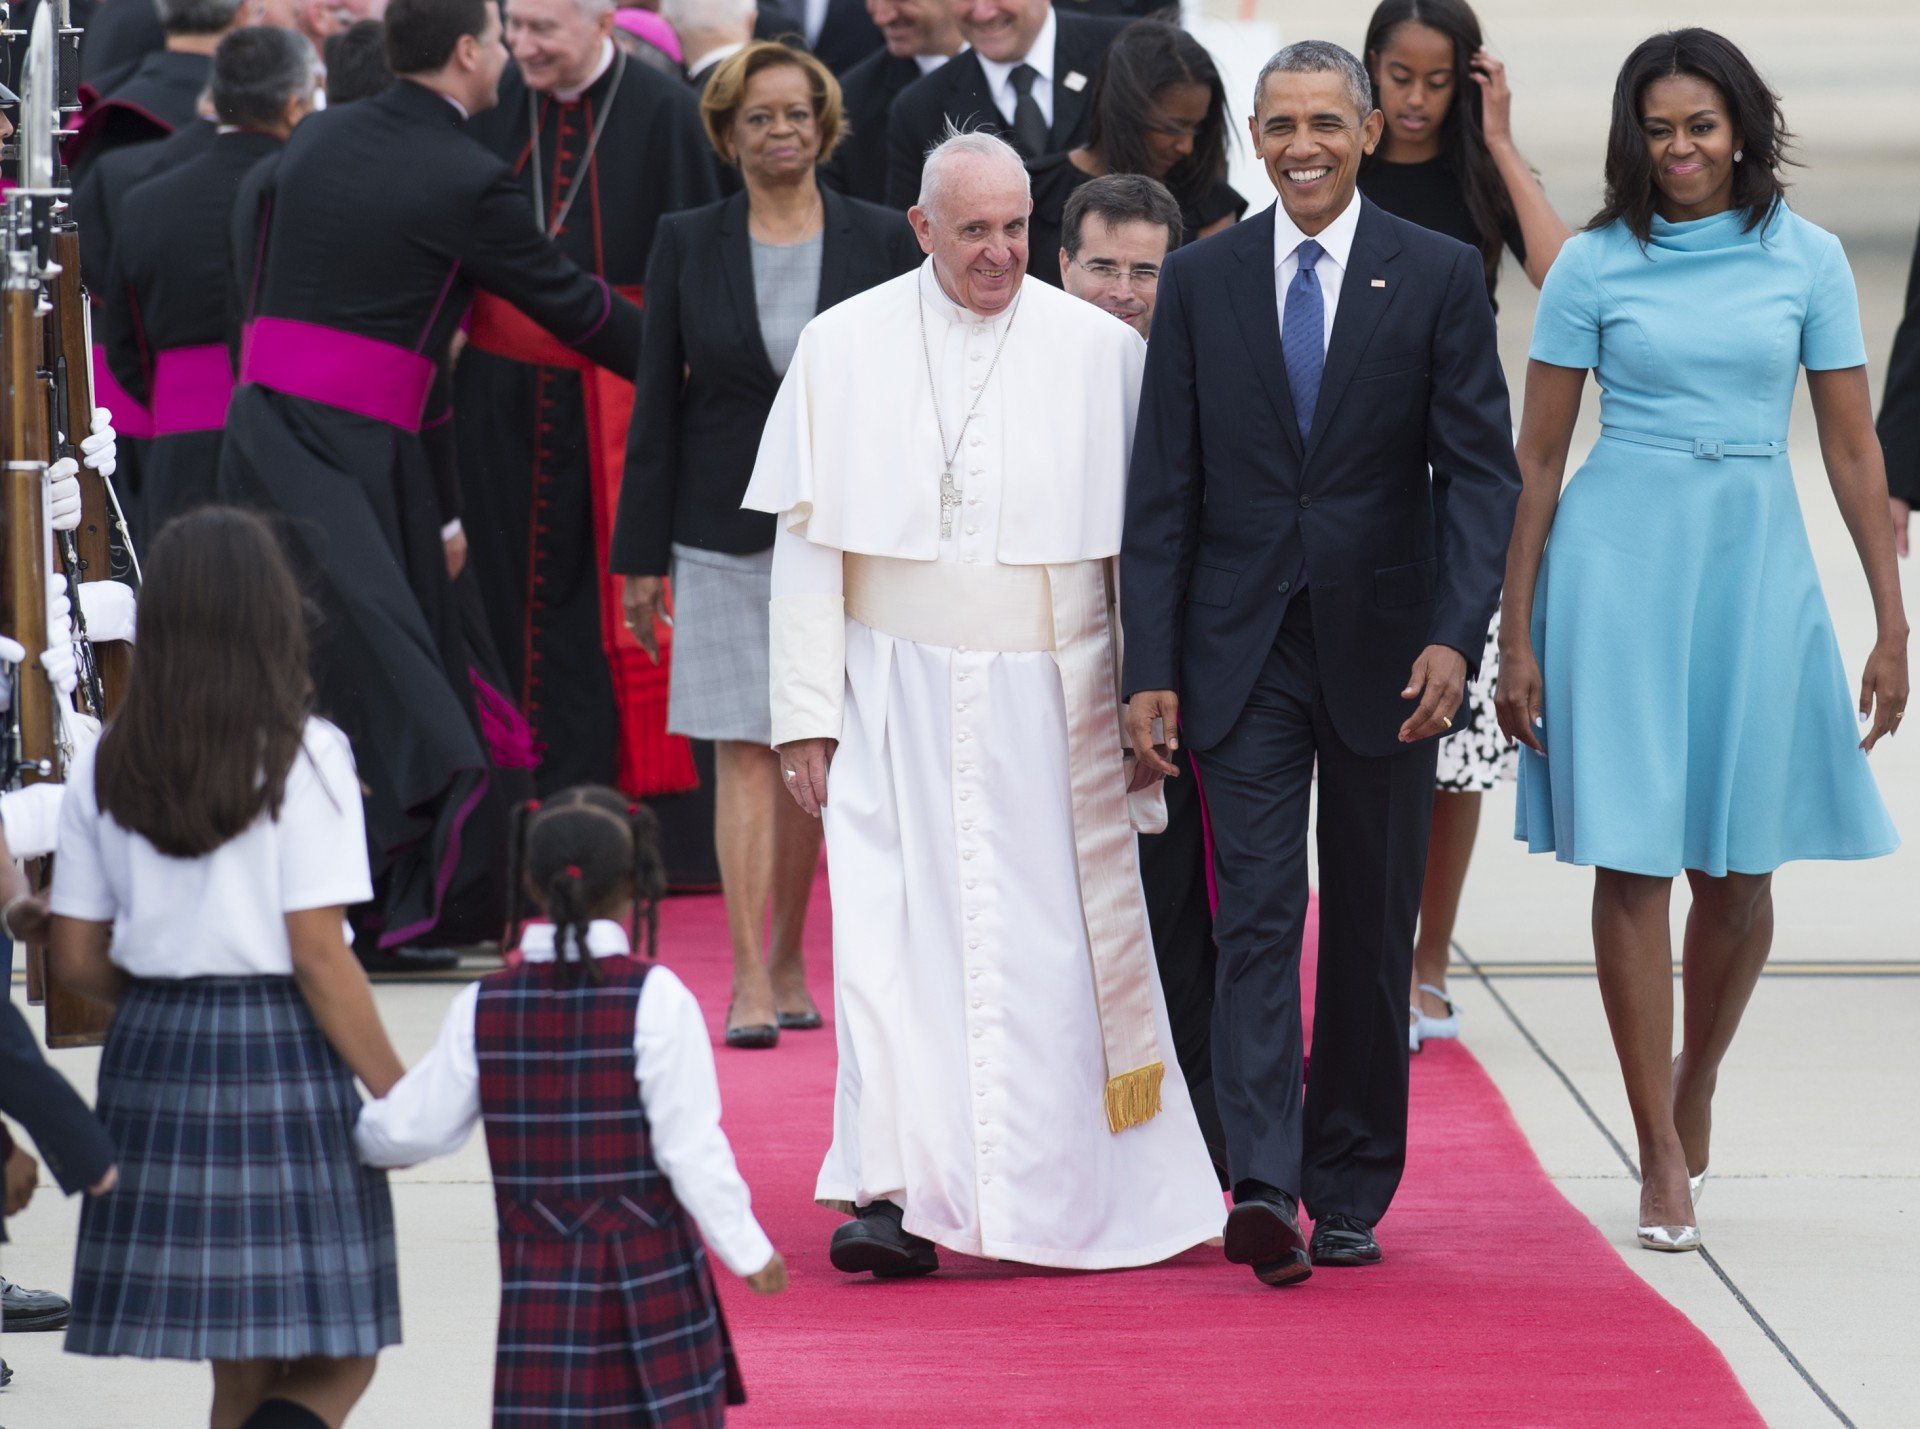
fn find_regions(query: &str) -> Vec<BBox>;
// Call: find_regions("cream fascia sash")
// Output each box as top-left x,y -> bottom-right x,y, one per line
844,554 -> 1169,1133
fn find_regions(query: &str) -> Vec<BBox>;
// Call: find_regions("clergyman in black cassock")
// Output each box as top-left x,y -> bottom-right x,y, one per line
65,0 -> 234,182
105,26 -> 309,535
460,45 -> 720,799
219,69 -> 642,954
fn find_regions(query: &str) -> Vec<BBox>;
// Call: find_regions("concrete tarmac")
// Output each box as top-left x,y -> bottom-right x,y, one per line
4,2 -> 1918,1424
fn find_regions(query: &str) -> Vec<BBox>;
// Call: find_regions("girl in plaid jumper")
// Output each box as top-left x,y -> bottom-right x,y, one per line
357,787 -> 786,1426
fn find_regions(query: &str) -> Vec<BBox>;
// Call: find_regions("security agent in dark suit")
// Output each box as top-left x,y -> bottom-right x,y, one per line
1878,216 -> 1920,554
883,0 -> 1122,207
756,0 -> 884,73
1,850 -> 118,1344
1122,42 -> 1519,1286
821,0 -> 963,204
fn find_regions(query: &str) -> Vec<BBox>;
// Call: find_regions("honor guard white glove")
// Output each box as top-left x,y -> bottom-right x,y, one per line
81,407 -> 118,478
47,456 -> 83,532
60,707 -> 102,766
77,579 -> 136,644
0,782 -> 66,859
42,576 -> 78,698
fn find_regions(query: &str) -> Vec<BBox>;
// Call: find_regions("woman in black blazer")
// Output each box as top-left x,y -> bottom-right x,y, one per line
611,41 -> 920,1049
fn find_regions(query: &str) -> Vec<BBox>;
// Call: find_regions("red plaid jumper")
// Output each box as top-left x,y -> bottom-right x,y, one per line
475,956 -> 743,1426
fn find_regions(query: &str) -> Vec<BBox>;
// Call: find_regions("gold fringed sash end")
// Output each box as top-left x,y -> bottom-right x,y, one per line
1104,1062 -> 1165,1133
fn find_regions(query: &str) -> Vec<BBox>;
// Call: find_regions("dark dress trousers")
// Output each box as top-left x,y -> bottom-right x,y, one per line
821,49 -> 926,205
0,999 -> 117,1244
609,186 -> 921,576
883,11 -> 1123,208
1122,198 -> 1520,1222
1878,218 -> 1920,506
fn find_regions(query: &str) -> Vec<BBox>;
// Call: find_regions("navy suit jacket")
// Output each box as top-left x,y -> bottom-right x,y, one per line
1121,197 -> 1521,758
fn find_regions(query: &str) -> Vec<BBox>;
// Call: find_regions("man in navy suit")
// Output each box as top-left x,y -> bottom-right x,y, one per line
1121,41 -> 1519,1286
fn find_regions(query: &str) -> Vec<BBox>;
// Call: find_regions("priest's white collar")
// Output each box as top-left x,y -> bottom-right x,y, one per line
919,258 -> 1021,330
1271,189 -> 1360,274
554,39 -> 617,103
519,919 -> 633,961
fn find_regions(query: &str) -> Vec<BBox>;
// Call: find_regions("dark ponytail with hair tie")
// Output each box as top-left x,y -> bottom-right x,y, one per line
516,786 -> 668,985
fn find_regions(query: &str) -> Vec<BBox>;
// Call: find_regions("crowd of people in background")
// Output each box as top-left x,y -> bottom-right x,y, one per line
0,0 -> 1916,1422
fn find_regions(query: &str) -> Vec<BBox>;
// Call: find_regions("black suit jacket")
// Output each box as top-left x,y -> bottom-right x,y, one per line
1122,198 -> 1521,757
1878,218 -> 1920,505
821,49 -> 923,204
0,999 -> 116,1242
609,187 -> 922,574
884,12 -> 1123,207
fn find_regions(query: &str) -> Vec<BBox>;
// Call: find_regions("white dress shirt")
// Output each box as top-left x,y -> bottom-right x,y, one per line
50,718 -> 374,978
687,40 -> 748,83
354,921 -> 776,1278
1271,190 -> 1362,353
977,6 -> 1056,132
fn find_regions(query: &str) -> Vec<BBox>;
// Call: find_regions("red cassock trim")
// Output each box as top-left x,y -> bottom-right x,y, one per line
466,287 -> 699,801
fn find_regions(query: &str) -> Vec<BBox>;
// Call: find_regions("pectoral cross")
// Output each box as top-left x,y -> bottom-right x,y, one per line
940,464 -> 963,539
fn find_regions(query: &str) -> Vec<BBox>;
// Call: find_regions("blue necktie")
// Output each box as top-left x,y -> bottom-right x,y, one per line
1282,238 -> 1325,439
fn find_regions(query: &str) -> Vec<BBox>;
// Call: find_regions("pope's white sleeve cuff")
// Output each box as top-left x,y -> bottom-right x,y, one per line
769,593 -> 845,747
440,518 -> 464,543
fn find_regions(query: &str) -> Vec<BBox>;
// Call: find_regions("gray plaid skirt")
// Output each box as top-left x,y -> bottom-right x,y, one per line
66,976 -> 401,1362
667,542 -> 774,745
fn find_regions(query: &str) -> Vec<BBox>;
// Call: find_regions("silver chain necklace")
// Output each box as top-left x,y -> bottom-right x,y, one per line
918,279 -> 1021,538
527,50 -> 627,238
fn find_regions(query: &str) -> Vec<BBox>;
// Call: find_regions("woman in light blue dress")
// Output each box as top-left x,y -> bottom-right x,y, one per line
1498,30 -> 1907,1251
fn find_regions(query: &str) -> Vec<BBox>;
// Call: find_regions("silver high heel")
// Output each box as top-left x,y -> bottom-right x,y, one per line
1637,1223 -> 1702,1253
1689,1168 -> 1708,1207
1412,983 -> 1460,1042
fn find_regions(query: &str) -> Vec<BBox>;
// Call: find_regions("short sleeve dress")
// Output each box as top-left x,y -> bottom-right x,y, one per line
1517,205 -> 1898,875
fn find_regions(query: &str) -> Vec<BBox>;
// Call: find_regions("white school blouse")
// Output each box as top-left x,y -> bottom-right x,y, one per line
49,717 -> 374,978
354,920 -> 776,1278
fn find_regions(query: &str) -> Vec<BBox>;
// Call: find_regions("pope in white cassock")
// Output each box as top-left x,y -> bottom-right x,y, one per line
743,130 -> 1225,1277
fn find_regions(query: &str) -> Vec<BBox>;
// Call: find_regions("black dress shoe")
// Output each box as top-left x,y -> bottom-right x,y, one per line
1309,1213 -> 1382,1266
0,1277 -> 70,1332
1222,1196 -> 1311,1287
356,945 -> 461,975
829,1202 -> 939,1279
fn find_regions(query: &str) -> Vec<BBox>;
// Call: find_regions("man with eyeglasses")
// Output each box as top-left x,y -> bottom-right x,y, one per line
1058,171 -> 1180,338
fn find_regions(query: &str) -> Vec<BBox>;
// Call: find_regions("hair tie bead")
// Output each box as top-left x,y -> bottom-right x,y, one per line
565,864 -> 583,878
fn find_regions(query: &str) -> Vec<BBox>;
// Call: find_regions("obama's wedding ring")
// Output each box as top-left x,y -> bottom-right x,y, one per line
1440,716 -> 1453,729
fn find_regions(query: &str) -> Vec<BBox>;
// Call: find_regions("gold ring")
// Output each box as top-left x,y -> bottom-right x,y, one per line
1896,710 -> 1907,722
1440,716 -> 1453,729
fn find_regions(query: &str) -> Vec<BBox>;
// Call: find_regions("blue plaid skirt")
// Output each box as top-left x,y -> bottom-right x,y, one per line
65,976 -> 402,1361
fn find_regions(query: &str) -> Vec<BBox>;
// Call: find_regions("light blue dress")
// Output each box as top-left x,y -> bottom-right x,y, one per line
1516,205 -> 1898,876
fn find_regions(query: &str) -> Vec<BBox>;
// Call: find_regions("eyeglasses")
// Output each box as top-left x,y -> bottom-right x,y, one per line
1070,258 -> 1161,287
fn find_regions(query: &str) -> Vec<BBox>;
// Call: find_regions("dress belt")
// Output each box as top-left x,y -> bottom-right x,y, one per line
1600,426 -> 1787,461
843,553 -> 1055,652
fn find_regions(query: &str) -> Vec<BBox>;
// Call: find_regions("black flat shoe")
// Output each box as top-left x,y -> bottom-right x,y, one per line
357,945 -> 461,975
0,1278 -> 70,1332
724,1005 -> 779,1050
776,1009 -> 824,1030
1309,1213 -> 1381,1266
829,1202 -> 939,1279
1223,1196 -> 1311,1287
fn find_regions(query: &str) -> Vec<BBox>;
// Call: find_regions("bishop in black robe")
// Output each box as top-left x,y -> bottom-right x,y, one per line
103,127 -> 283,533
220,78 -> 642,952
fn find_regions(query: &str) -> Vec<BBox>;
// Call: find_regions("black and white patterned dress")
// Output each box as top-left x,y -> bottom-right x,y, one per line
1437,612 -> 1517,793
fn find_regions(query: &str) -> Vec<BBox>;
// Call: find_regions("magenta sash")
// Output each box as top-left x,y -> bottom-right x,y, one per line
239,317 -> 436,431
91,343 -> 155,441
149,344 -> 235,436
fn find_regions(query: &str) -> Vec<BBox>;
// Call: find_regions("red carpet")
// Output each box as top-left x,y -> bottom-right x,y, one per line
656,878 -> 1761,1427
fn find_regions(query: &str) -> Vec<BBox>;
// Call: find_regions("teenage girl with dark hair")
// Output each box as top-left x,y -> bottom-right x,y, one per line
1027,19 -> 1246,287
1357,0 -> 1570,1053
49,507 -> 403,1429
357,786 -> 785,1426
1500,29 -> 1904,1249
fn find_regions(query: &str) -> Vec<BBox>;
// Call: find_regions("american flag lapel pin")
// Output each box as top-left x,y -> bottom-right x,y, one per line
1064,71 -> 1088,92
1370,278 -> 1387,288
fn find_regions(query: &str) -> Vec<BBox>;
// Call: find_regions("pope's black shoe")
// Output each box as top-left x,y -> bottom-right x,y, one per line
0,1277 -> 70,1332
1223,1193 -> 1311,1287
1309,1213 -> 1382,1266
829,1201 -> 939,1279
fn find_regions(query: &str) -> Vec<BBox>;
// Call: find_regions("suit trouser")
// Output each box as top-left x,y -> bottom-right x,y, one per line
1196,591 -> 1436,1223
1137,742 -> 1223,1168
